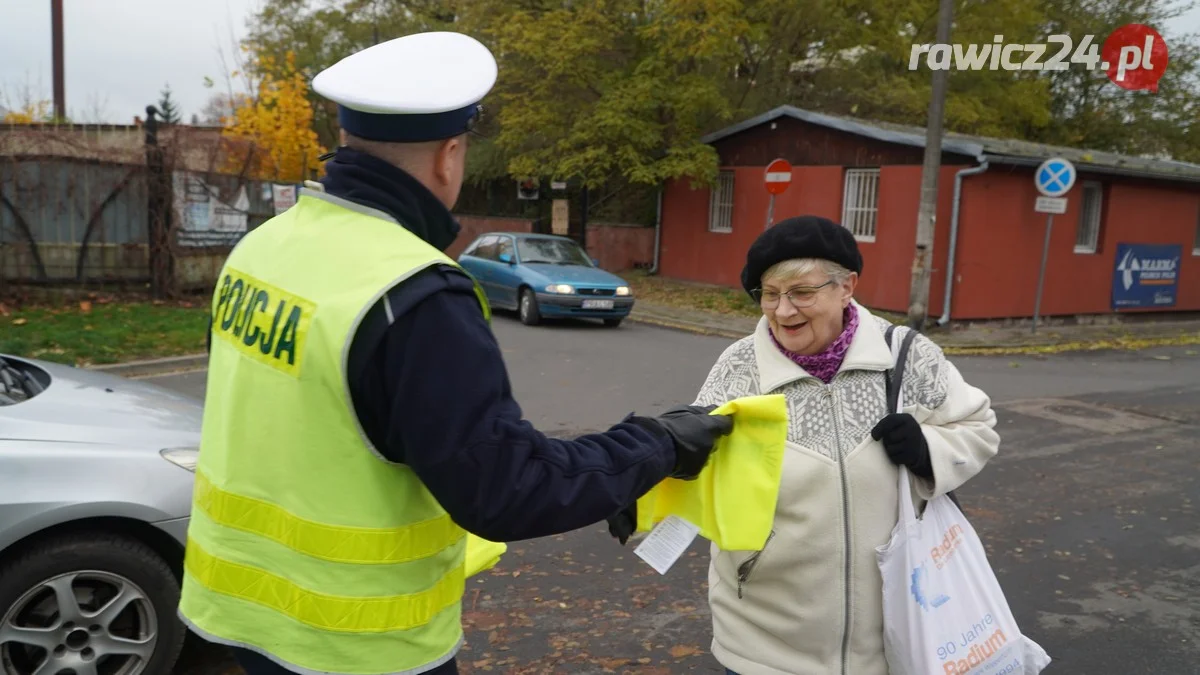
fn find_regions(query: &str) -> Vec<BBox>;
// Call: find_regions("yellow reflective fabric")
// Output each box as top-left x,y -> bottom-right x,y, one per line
464,535 -> 506,577
184,540 -> 464,633
635,395 -> 788,551
192,471 -> 461,565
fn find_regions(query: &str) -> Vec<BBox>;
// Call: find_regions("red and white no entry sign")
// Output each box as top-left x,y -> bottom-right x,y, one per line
764,158 -> 793,195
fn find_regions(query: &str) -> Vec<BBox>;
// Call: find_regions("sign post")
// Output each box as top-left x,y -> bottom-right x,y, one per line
1031,157 -> 1076,334
764,158 -> 792,229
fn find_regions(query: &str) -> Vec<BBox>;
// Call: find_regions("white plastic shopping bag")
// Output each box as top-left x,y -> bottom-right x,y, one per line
876,327 -> 1050,675
876,466 -> 1050,675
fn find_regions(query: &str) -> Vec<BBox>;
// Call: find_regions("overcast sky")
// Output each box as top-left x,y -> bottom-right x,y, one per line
0,0 -> 262,123
1,0 -> 1198,125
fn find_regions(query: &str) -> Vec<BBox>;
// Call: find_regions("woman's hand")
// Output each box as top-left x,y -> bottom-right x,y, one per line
871,413 -> 932,478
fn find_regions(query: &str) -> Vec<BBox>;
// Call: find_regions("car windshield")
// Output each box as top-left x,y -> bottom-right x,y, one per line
0,356 -> 48,405
517,238 -> 593,266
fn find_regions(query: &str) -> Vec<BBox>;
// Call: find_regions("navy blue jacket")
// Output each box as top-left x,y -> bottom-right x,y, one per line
209,147 -> 675,542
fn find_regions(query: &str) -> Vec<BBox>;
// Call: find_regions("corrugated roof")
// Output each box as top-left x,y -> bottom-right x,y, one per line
700,105 -> 1200,183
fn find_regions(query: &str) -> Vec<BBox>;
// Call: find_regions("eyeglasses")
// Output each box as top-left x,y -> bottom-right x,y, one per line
751,280 -> 834,309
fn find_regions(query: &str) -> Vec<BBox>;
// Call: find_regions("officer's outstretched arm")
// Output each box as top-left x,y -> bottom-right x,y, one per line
376,286 -> 729,542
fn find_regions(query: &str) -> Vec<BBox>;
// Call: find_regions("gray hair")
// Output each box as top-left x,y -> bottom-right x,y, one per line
761,258 -> 853,286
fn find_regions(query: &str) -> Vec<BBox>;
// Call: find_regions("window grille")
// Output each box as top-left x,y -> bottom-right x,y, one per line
708,171 -> 734,233
841,169 -> 879,241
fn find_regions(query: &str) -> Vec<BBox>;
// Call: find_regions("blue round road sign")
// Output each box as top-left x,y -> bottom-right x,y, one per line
1035,157 -> 1076,198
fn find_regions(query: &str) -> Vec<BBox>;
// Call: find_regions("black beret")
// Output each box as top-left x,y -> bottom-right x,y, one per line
741,216 -> 863,297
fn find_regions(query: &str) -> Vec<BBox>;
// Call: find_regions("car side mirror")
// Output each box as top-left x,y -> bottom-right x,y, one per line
498,252 -> 514,264
591,257 -> 600,266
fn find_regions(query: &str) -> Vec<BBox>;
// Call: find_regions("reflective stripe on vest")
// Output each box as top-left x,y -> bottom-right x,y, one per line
192,470 -> 461,565
179,189 -> 488,675
184,538 -> 465,633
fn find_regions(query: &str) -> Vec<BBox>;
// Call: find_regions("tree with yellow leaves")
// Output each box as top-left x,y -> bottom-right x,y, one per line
222,50 -> 326,182
1,100 -> 54,124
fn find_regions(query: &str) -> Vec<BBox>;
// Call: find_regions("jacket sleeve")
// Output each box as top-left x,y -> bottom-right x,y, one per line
365,276 -> 679,543
903,334 -> 999,499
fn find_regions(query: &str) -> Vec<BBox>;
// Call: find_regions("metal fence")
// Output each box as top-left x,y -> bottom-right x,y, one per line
0,157 -> 148,283
0,154 -> 273,292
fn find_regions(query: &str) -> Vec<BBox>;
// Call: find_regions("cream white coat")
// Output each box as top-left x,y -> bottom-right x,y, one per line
693,303 -> 1000,675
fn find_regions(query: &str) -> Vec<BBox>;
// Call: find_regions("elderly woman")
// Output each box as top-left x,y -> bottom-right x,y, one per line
695,216 -> 1000,675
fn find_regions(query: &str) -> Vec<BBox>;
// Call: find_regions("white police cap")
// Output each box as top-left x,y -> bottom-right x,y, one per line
312,31 -> 497,143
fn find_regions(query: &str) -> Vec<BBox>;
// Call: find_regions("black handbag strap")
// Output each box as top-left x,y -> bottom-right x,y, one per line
884,324 -> 963,512
884,325 -> 917,414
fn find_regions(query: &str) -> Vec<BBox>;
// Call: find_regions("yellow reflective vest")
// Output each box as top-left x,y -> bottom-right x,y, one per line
179,189 -> 491,675
634,395 -> 788,551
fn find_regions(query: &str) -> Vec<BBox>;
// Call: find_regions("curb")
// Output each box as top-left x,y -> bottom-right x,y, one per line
626,314 -> 747,340
89,353 -> 209,378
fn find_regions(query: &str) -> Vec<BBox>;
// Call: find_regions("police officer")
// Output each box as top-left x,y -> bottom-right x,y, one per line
179,31 -> 733,675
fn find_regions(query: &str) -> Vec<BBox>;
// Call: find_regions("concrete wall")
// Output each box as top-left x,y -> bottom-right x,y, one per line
1,242 -> 149,281
0,242 -> 228,291
586,222 -> 655,272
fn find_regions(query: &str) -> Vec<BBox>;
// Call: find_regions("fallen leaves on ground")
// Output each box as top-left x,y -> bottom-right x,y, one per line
625,271 -> 760,318
943,333 -> 1200,356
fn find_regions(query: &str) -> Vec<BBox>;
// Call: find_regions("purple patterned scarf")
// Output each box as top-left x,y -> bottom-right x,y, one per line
769,303 -> 860,384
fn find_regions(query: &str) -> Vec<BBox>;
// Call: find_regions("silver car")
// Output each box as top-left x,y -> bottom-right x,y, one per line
0,353 -> 202,675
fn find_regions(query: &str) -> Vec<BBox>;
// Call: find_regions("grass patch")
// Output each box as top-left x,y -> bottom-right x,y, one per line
625,270 -> 761,318
0,298 -> 210,366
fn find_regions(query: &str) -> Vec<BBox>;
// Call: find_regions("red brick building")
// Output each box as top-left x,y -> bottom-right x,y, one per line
656,106 -> 1200,322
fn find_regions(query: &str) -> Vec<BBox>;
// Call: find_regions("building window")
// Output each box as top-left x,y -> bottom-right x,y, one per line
1075,182 -> 1103,253
708,170 -> 734,233
841,168 -> 879,241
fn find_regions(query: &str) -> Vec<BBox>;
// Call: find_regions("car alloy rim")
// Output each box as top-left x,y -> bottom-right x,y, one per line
0,571 -> 157,675
521,294 -> 531,318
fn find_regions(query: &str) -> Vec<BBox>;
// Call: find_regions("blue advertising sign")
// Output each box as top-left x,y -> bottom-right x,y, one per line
1112,243 -> 1182,309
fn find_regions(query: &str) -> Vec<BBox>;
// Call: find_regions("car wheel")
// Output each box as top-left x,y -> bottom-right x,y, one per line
0,532 -> 186,675
518,289 -> 541,326
603,318 -> 623,328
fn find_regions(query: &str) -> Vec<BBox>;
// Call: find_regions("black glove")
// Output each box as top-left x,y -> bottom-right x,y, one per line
607,502 -> 637,546
871,413 -> 933,478
630,404 -> 734,480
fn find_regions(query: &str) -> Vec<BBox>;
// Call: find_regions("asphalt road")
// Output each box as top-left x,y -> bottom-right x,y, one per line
154,312 -> 1200,675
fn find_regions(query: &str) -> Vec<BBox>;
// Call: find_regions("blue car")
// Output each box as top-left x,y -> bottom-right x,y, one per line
457,232 -> 635,327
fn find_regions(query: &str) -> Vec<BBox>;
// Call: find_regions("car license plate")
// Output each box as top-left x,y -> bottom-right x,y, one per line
582,299 -> 614,310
